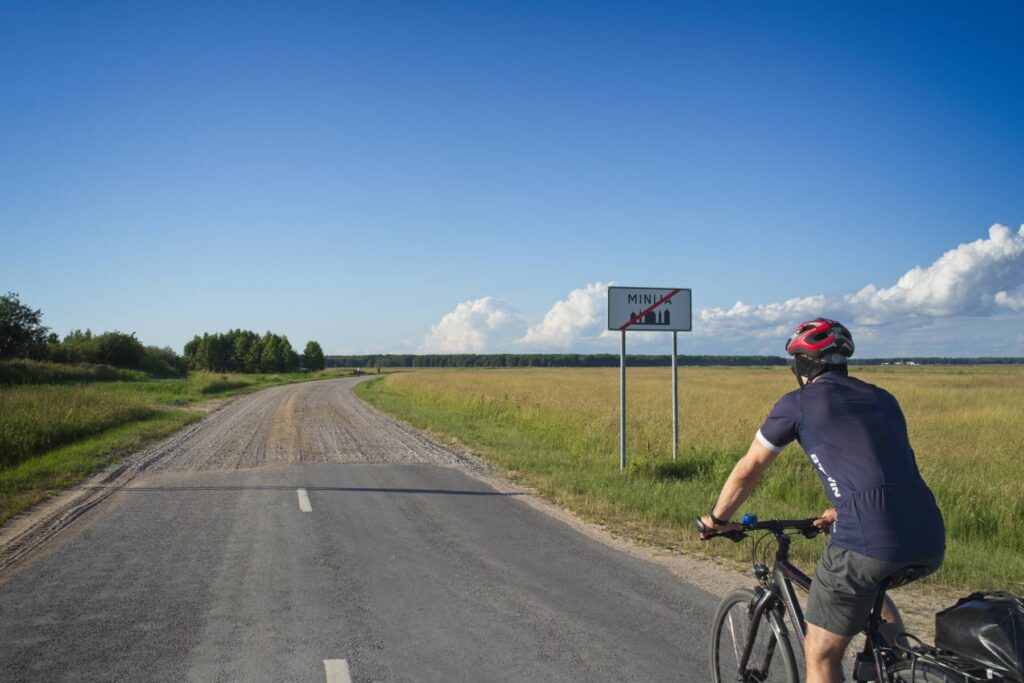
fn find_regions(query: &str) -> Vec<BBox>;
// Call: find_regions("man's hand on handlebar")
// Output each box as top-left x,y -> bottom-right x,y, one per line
812,507 -> 837,534
697,515 -> 745,540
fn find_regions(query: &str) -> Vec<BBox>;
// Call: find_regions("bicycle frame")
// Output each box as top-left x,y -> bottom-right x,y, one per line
772,546 -> 812,654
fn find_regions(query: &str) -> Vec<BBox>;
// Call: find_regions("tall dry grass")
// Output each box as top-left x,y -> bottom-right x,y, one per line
0,385 -> 159,468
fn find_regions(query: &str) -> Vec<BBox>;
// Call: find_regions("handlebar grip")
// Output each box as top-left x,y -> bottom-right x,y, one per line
694,516 -> 711,535
694,516 -> 748,542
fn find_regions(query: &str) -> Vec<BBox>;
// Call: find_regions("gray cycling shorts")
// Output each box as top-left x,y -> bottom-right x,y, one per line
805,543 -> 943,637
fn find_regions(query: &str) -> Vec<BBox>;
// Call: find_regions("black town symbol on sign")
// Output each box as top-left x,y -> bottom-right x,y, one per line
629,309 -> 671,326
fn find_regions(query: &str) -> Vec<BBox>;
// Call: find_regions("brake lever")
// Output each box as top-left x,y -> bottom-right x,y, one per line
801,525 -> 824,539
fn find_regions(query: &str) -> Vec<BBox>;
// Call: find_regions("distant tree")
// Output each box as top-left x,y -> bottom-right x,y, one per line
303,341 -> 325,371
0,292 -> 49,360
95,331 -> 146,369
185,333 -> 209,370
183,335 -> 200,362
50,329 -> 99,364
243,337 -> 262,371
258,332 -> 285,372
231,330 -> 260,373
140,345 -> 187,377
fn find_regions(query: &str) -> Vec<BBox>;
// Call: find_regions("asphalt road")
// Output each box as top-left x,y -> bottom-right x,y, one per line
0,378 -> 718,682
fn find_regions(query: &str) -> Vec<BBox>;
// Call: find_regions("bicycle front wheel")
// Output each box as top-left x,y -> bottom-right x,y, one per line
710,588 -> 799,683
889,660 -> 965,682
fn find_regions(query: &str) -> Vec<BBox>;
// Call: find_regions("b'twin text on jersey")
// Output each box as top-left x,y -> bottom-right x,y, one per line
809,453 -> 842,498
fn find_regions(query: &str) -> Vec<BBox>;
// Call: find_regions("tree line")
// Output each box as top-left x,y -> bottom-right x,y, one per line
325,353 -> 1024,368
52,329 -> 186,376
1,292 -> 186,376
324,354 -> 792,368
1,292 -> 326,376
184,330 -> 324,373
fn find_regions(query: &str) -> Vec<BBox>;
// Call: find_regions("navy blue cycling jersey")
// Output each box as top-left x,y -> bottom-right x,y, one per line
757,372 -> 945,562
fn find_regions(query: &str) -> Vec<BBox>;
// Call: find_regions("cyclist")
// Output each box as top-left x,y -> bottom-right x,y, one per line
698,318 -> 945,683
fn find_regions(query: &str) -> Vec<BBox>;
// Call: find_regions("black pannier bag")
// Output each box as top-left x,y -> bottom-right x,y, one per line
935,591 -> 1024,682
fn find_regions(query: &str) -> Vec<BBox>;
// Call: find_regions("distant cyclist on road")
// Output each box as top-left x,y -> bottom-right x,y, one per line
698,318 -> 945,683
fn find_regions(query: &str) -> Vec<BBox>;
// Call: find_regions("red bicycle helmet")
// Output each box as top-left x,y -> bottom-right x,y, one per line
785,318 -> 854,360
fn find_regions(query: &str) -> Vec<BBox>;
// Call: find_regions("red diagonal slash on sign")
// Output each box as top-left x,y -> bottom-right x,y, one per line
618,289 -> 682,330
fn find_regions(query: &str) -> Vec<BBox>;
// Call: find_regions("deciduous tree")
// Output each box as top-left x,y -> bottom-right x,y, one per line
303,341 -> 325,371
0,292 -> 49,360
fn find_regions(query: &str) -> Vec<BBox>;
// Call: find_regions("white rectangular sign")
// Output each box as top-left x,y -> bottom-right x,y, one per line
607,286 -> 692,332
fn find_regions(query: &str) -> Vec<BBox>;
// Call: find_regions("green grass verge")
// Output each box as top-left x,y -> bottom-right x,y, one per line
0,409 -> 200,524
1,385 -> 161,468
355,369 -> 1024,594
0,359 -> 149,385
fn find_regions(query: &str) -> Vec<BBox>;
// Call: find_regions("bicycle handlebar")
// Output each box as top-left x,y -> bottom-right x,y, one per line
695,515 -> 823,542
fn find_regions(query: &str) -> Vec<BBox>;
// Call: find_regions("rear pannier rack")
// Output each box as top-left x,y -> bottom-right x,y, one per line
894,638 -> 1016,682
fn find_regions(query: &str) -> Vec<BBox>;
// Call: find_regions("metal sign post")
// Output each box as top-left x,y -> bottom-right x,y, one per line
672,330 -> 679,462
608,287 -> 692,471
620,330 -> 627,471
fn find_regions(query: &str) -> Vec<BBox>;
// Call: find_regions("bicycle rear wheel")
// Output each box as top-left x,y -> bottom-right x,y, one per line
710,588 -> 799,683
889,660 -> 965,682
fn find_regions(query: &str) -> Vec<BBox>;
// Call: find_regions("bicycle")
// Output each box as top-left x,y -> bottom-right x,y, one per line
696,515 -> 1006,682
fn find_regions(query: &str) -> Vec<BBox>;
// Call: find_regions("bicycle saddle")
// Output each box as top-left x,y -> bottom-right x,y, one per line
882,565 -> 933,590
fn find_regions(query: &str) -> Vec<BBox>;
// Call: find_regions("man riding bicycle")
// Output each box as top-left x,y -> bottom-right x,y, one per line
699,318 -> 946,683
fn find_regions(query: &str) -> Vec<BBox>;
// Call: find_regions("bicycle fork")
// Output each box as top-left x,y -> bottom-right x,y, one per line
738,587 -> 789,678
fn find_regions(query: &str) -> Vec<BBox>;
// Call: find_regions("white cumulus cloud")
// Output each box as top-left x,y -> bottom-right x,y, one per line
697,295 -> 830,335
517,282 -> 611,349
994,285 -> 1024,311
420,225 -> 1024,355
698,224 -> 1024,343
843,224 -> 1024,319
420,297 -> 526,353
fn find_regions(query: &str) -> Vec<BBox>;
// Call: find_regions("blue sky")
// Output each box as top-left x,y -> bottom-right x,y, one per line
2,1 -> 1023,357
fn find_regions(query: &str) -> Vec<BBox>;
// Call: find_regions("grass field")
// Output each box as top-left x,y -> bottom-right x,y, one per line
356,365 -> 1024,593
0,365 -> 355,523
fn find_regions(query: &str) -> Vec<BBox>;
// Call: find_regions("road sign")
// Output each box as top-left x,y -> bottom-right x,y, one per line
607,287 -> 692,331
608,286 -> 693,471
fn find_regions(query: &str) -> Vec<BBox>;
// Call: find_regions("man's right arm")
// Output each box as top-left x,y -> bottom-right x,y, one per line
699,391 -> 797,536
699,438 -> 780,535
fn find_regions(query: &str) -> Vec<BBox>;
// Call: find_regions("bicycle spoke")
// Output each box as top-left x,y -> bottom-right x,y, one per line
727,612 -> 742,667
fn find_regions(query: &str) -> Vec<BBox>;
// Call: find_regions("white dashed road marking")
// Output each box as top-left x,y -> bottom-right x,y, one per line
297,488 -> 312,512
323,659 -> 352,683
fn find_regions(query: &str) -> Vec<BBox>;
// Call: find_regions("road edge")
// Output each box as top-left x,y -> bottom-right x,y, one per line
0,395 -> 237,580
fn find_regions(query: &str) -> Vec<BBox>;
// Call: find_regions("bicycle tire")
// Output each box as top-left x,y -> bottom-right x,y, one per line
888,660 -> 966,682
710,587 -> 800,683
